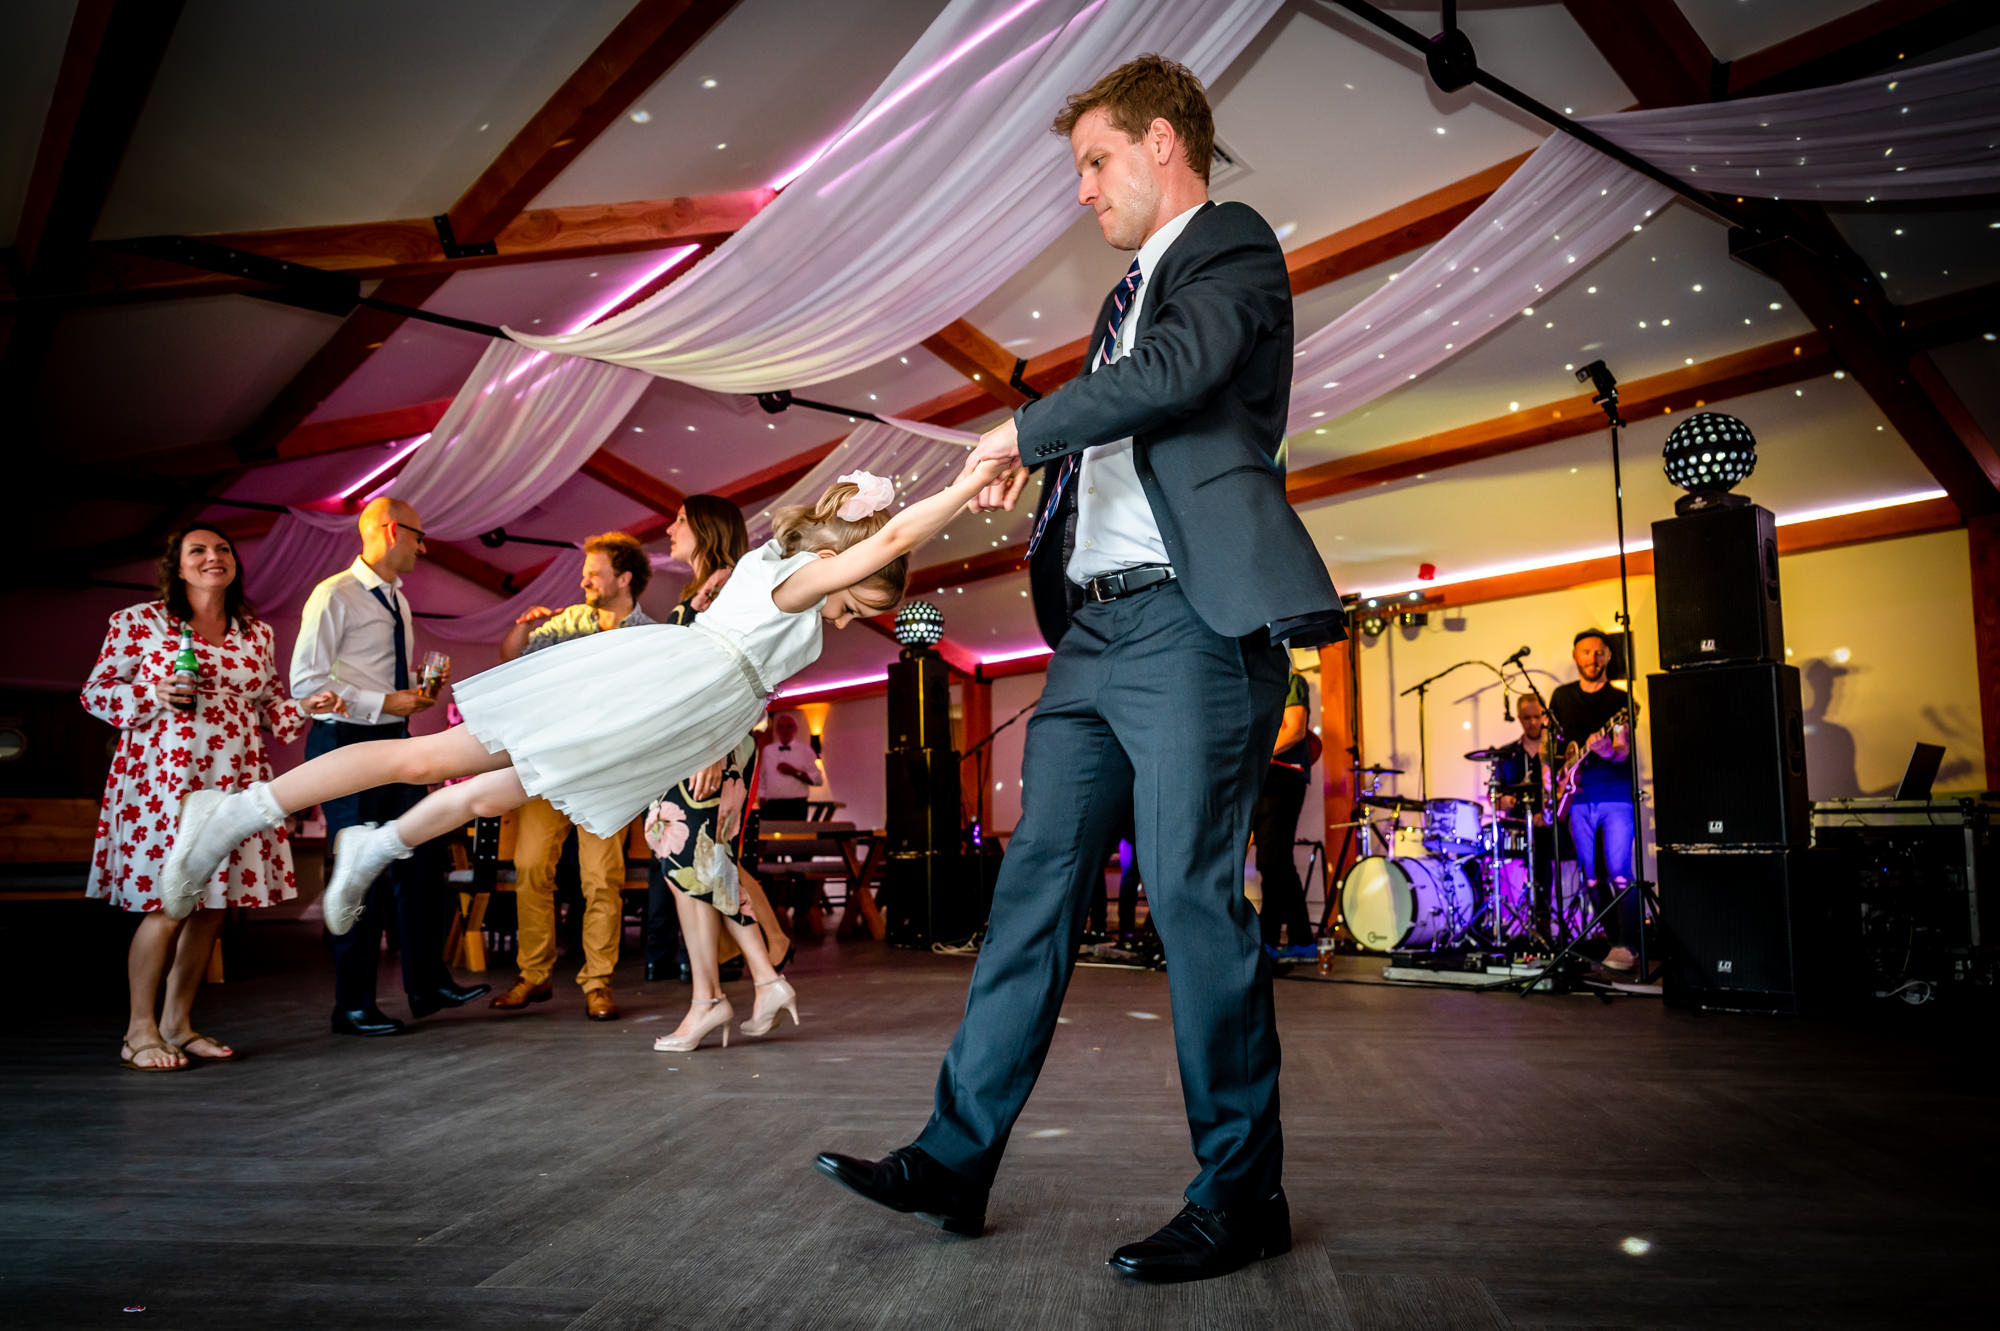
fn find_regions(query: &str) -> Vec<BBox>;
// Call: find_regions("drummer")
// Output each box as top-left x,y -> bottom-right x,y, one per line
1490,695 -> 1547,816
1488,695 -> 1565,886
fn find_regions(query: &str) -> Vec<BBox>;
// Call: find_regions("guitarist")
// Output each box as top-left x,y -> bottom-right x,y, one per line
1548,629 -> 1640,972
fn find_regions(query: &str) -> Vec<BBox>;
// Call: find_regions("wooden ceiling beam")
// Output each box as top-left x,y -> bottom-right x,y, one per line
580,449 -> 688,520
445,0 -> 742,247
1286,332 -> 1835,506
1565,7 -> 2000,516
3,192 -> 767,311
11,0 -> 185,291
922,320 -> 1031,408
1559,0 -> 1716,106
1724,0 -> 1993,100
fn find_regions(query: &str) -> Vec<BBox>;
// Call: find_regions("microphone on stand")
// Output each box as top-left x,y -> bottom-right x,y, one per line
1503,645 -> 1531,666
1502,692 -> 1514,723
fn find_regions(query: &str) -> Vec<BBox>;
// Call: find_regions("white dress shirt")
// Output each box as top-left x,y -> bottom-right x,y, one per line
291,557 -> 416,726
759,741 -> 825,801
1067,202 -> 1206,585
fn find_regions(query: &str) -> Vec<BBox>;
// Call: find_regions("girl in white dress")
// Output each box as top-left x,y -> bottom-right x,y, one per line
158,462 -> 1005,1000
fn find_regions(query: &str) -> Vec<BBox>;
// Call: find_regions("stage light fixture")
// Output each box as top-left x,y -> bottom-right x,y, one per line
1360,614 -> 1388,638
893,600 -> 945,649
1662,411 -> 1757,513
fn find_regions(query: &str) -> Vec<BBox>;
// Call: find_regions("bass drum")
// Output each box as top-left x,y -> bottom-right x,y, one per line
1340,855 -> 1481,953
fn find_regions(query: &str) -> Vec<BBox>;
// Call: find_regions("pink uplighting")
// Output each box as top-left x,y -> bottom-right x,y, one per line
1349,489 -> 1950,600
776,671 -> 889,698
768,0 -> 1052,190
339,433 -> 430,501
982,645 -> 1053,665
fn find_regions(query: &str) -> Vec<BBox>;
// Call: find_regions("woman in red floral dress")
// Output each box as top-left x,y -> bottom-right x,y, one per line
81,527 -> 342,1070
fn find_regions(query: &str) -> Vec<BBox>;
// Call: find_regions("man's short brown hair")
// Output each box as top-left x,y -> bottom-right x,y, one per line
1053,54 -> 1215,182
585,530 -> 651,598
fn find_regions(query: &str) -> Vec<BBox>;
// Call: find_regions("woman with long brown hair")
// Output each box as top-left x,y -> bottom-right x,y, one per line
81,526 -> 342,1069
647,495 -> 799,1052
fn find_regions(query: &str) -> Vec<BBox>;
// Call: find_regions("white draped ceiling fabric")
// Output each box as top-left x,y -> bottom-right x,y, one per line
743,417 -> 981,547
251,29 -> 2000,636
246,342 -> 646,626
1282,45 -> 2000,433
504,0 -> 1286,390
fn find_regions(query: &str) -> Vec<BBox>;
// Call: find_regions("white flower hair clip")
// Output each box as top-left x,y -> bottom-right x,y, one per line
835,470 -> 897,521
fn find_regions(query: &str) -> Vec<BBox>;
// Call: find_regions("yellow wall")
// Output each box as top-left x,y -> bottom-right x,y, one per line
1353,527 -> 1984,875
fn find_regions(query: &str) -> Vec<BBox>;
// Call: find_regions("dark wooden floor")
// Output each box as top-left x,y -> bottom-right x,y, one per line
4,911 -> 1994,1330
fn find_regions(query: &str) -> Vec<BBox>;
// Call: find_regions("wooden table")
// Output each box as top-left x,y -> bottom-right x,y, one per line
753,824 -> 887,941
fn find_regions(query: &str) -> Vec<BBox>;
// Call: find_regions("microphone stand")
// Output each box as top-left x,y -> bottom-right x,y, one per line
1398,659 -> 1501,802
1512,363 -> 1655,996
958,697 -> 1038,847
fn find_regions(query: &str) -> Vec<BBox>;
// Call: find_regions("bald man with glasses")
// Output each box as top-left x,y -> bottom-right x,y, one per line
292,496 -> 488,1036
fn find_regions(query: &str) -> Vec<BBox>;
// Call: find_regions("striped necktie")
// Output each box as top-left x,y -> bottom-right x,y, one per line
1027,258 -> 1144,556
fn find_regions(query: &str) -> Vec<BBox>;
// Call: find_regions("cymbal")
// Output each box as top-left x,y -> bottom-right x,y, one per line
1358,794 -> 1425,812
1463,747 -> 1510,762
1491,781 -> 1542,797
1357,764 -> 1404,775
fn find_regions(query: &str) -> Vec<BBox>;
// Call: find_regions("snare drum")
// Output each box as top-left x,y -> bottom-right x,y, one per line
1339,854 -> 1481,952
1423,798 -> 1484,856
1480,818 -> 1529,859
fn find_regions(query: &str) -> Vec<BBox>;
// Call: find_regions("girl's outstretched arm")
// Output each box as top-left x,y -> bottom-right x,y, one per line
773,457 -> 1008,611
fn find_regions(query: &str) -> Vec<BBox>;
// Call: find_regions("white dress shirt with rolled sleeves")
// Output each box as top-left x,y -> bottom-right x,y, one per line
291,557 -> 415,727
1066,202 -> 1205,585
759,742 -> 825,801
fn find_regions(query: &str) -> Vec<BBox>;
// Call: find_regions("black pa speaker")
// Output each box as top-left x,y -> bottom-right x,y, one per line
885,747 -> 961,855
888,653 -> 953,751
1648,664 -> 1807,848
1658,847 -> 1853,1014
882,851 -> 996,948
1652,503 -> 1783,669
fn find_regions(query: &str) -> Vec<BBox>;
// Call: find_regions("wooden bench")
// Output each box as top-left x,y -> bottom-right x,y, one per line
750,820 -> 886,941
1,796 -> 226,981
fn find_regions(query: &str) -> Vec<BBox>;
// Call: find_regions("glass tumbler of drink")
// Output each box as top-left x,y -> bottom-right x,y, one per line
419,650 -> 450,700
1316,936 -> 1335,976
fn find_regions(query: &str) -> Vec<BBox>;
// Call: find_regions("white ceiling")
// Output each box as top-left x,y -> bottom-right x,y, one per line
9,0 -> 1996,693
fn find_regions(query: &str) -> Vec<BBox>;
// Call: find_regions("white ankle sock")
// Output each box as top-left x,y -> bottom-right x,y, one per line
204,781 -> 287,850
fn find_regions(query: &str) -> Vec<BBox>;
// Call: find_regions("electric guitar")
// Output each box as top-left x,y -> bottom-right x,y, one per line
1551,706 -> 1632,820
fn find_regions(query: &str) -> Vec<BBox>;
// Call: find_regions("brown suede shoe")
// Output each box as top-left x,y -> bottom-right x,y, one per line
490,977 -> 554,1009
585,988 -> 620,1021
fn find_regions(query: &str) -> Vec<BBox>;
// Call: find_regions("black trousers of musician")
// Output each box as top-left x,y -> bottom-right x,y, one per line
309,721 -> 454,1011
916,583 -> 1289,1209
1253,765 -> 1312,948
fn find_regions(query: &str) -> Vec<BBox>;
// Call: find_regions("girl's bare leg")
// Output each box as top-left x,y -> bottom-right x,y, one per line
392,766 -> 530,846
158,908 -> 227,1057
267,725 -> 508,816
122,912 -> 187,1068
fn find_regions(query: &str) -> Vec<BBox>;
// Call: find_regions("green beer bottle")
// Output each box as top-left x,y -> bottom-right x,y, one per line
172,625 -> 201,714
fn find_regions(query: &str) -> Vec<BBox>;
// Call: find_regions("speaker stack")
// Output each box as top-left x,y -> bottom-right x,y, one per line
880,649 -> 993,947
1648,483 -> 1837,1013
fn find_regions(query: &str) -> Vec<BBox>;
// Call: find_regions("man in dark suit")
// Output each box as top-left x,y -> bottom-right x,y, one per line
816,55 -> 1343,1283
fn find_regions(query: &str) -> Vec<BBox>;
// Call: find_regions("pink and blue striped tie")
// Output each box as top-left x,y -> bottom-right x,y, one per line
1028,258 -> 1144,556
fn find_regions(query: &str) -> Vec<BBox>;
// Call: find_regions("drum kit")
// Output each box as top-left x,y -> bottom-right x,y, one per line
1335,754 -> 1559,956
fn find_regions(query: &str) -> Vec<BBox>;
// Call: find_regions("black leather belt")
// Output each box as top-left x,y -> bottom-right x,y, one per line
1079,564 -> 1177,603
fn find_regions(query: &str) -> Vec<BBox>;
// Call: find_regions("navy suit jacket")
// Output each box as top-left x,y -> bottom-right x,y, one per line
1014,200 -> 1344,648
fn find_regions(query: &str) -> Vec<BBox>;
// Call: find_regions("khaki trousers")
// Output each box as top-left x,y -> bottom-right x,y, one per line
513,796 -> 626,991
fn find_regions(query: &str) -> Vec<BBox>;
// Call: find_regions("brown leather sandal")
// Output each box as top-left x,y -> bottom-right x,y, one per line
120,1040 -> 184,1072
170,1031 -> 237,1061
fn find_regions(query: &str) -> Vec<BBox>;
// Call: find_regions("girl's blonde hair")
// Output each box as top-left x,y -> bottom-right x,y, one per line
771,480 -> 910,607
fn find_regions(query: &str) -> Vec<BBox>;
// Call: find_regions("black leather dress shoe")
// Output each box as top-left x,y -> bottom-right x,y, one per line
813,1146 -> 988,1237
407,981 -> 490,1018
331,1007 -> 405,1037
1108,1190 -> 1291,1283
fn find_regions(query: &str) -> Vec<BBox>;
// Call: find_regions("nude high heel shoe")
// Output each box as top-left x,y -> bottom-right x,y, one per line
653,997 -> 733,1052
740,977 -> 799,1038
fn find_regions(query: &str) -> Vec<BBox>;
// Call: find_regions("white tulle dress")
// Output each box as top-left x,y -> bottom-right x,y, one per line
452,541 -> 826,838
